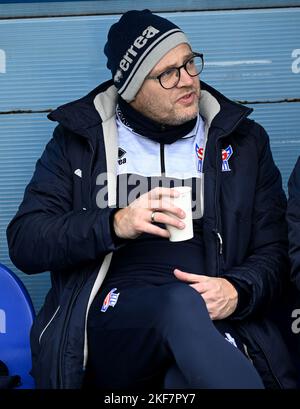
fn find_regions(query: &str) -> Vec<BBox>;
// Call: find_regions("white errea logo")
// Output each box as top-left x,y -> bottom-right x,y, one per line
74,168 -> 82,178
114,26 -> 160,82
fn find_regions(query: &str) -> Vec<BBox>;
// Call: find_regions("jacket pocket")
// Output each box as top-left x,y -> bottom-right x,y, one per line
237,318 -> 299,389
30,301 -> 62,388
38,305 -> 60,345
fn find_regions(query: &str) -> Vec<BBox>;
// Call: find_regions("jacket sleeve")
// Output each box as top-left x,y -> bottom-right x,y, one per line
7,125 -> 120,274
287,156 -> 300,291
222,125 -> 289,319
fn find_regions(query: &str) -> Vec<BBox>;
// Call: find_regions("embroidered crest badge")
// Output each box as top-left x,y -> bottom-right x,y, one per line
101,288 -> 120,312
195,143 -> 204,173
221,145 -> 233,172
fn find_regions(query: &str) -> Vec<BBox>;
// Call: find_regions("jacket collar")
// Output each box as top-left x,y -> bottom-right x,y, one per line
48,79 -> 252,139
47,79 -> 115,138
200,81 -> 252,137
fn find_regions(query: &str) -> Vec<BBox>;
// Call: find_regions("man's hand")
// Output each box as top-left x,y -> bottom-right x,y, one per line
113,187 -> 186,239
174,269 -> 238,320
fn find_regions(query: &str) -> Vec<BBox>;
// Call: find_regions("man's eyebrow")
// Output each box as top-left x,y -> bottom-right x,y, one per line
151,52 -> 194,76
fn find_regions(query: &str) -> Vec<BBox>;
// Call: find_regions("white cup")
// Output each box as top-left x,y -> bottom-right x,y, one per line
165,186 -> 193,242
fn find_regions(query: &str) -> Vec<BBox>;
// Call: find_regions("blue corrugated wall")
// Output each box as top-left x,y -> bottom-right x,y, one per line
0,4 -> 300,312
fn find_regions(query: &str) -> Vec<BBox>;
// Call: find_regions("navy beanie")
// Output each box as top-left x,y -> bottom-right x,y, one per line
104,9 -> 190,102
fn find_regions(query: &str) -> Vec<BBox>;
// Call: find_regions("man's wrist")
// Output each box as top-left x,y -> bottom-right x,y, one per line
224,277 -> 252,317
109,208 -> 124,243
222,278 -> 238,313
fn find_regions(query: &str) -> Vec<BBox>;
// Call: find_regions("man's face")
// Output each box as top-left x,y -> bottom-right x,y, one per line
130,43 -> 201,126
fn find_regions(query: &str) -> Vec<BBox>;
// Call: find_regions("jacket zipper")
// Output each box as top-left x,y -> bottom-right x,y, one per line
58,279 -> 86,388
38,305 -> 60,345
213,112 -> 250,274
215,231 -> 223,255
58,139 -> 95,388
160,143 -> 165,174
210,113 -> 283,387
214,136 -> 223,275
81,140 -> 94,210
250,330 -> 282,388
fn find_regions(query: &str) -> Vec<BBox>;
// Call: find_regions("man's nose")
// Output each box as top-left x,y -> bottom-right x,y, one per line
177,68 -> 194,87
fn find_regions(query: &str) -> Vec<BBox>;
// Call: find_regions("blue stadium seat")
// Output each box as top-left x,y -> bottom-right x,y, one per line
0,263 -> 35,388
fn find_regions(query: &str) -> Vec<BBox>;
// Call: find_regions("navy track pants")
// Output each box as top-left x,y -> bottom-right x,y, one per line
85,282 -> 264,389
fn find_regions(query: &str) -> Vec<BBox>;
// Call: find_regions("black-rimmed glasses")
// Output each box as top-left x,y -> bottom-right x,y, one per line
146,52 -> 204,89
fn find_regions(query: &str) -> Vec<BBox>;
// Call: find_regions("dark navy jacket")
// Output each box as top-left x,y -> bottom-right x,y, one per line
7,80 -> 297,388
287,157 -> 300,291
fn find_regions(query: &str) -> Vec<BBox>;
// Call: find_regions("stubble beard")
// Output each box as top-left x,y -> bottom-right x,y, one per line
163,105 -> 199,126
144,93 -> 200,126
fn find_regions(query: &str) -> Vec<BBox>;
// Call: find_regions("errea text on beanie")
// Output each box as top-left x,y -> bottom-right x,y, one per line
104,9 -> 190,102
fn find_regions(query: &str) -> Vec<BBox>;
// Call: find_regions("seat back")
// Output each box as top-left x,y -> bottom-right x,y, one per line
0,263 -> 35,388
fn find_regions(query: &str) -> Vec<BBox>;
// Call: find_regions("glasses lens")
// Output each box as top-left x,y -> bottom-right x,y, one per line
159,54 -> 204,89
160,68 -> 179,89
186,55 -> 204,76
